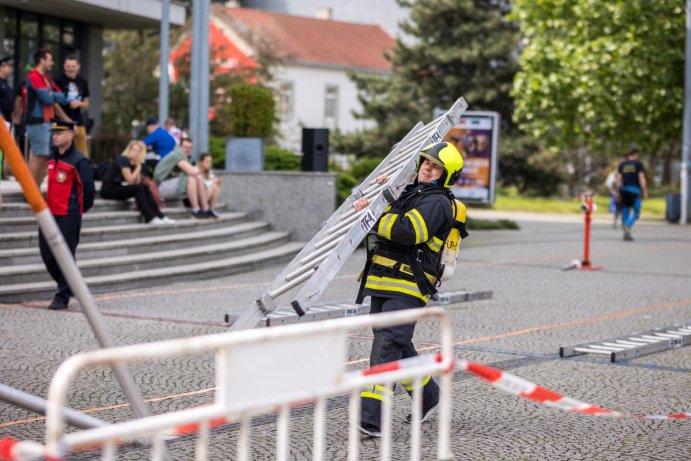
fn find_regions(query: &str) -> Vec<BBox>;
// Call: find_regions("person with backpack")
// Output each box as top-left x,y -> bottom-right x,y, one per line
351,142 -> 467,438
24,49 -> 73,186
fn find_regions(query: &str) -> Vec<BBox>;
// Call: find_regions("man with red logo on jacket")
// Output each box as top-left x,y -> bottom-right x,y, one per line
40,119 -> 94,310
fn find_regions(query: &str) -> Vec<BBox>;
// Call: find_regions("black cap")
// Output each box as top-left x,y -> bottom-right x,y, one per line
50,119 -> 77,132
0,53 -> 12,66
145,116 -> 158,126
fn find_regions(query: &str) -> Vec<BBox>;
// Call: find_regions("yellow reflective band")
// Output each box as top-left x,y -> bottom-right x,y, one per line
405,208 -> 428,243
377,213 -> 398,240
400,375 -> 431,391
426,236 -> 443,253
365,275 -> 429,302
361,384 -> 393,401
370,255 -> 438,284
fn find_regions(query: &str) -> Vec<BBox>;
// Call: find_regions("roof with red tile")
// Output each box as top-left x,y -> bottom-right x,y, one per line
212,6 -> 395,73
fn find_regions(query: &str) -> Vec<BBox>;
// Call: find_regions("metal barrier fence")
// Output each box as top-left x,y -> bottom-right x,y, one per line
7,308 -> 455,461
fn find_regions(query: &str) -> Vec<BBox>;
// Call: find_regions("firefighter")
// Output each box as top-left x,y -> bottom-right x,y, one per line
39,119 -> 94,310
352,141 -> 466,438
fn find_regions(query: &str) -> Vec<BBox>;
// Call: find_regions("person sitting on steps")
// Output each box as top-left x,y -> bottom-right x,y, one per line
153,137 -> 212,219
100,140 -> 174,225
197,152 -> 222,219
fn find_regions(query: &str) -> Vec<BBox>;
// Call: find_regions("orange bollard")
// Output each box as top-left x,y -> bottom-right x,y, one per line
579,193 -> 603,271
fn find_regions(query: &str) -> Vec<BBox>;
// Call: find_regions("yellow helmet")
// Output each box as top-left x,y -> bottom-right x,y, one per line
417,142 -> 464,189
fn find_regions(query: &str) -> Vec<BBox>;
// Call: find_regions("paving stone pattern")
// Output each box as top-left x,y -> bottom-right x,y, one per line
1,215 -> 689,460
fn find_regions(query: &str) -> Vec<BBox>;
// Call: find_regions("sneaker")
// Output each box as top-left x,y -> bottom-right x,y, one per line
622,226 -> 633,241
161,216 -> 176,224
405,401 -> 438,424
358,422 -> 381,438
191,210 -> 209,219
207,209 -> 221,219
148,217 -> 165,225
48,297 -> 69,310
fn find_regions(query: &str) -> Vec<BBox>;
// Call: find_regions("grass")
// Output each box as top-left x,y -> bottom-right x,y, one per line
489,188 -> 665,219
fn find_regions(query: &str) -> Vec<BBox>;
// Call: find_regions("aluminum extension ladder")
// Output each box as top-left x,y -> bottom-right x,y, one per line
260,289 -> 493,327
559,325 -> 691,363
228,97 -> 469,331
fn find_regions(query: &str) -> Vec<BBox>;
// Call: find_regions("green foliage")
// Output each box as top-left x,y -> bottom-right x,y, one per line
350,157 -> 383,182
264,145 -> 301,171
466,217 -> 519,231
101,30 -> 162,133
499,133 -> 566,196
335,0 -> 521,157
336,173 -> 359,205
512,0 -> 685,160
209,136 -> 226,169
219,83 -> 275,138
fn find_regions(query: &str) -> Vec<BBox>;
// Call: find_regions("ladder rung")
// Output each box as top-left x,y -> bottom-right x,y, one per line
628,337 -> 659,343
286,252 -> 331,282
602,342 -> 637,349
574,347 -> 612,355
589,344 -> 627,352
638,336 -> 666,342
654,332 -> 683,339
269,269 -> 316,299
305,236 -> 343,262
666,330 -> 691,336
617,339 -> 650,347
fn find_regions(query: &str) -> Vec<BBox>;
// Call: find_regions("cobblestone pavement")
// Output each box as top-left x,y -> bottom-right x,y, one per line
1,214 -> 690,460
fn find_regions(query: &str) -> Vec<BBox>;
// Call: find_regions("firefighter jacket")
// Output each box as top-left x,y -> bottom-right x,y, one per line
361,182 -> 453,306
46,143 -> 95,216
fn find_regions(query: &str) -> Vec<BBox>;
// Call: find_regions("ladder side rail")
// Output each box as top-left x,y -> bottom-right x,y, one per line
229,98 -> 466,330
290,99 -> 468,314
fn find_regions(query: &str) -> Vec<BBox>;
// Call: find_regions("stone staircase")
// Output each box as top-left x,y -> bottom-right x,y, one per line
0,181 -> 305,303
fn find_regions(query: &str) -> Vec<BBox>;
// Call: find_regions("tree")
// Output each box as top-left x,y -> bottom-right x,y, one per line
337,0 -> 520,157
512,0 -> 685,184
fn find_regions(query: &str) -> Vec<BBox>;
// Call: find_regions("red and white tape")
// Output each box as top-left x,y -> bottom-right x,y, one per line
457,358 -> 690,420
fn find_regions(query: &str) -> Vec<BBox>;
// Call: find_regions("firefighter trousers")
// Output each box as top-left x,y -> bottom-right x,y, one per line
360,296 -> 440,429
39,215 -> 82,303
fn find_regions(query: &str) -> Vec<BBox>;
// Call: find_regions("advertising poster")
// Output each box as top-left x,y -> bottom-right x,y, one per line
434,110 -> 499,204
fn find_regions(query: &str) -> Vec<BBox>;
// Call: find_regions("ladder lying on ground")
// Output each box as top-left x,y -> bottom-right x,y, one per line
228,97 -> 469,331
223,288 -> 494,327
559,325 -> 691,363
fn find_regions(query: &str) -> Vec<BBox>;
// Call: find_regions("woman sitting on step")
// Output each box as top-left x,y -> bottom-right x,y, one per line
100,140 -> 175,225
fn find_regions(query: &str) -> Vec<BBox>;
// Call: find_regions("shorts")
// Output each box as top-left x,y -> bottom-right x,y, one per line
159,177 -> 181,200
26,122 -> 51,156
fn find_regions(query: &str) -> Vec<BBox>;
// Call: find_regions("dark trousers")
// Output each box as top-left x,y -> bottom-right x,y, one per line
101,183 -> 162,222
361,296 -> 440,428
39,215 -> 81,303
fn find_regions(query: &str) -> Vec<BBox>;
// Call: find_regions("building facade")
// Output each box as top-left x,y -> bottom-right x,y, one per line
0,0 -> 185,134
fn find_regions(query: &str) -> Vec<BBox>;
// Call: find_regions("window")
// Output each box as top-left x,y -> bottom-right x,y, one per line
277,80 -> 294,119
324,85 -> 338,128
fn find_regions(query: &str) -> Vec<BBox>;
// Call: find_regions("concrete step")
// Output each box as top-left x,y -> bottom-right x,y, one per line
0,231 -> 291,284
0,199 -> 135,217
0,220 -> 270,266
0,211 -> 246,249
0,208 -> 196,232
0,241 -> 305,303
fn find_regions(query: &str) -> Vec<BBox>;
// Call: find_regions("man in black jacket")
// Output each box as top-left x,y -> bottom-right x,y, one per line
39,119 -> 94,310
352,141 -> 465,437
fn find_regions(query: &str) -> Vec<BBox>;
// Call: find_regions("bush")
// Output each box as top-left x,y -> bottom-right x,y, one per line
264,145 -> 301,171
209,136 -> 226,169
224,83 -> 275,137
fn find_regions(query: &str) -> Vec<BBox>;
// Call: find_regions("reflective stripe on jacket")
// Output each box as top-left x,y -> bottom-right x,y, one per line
363,183 -> 453,304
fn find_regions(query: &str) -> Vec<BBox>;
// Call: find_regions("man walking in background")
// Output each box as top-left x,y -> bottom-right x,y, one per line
616,148 -> 648,241
54,54 -> 90,157
40,120 -> 94,310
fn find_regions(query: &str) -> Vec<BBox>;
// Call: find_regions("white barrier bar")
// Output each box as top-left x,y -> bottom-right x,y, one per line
12,308 -> 453,460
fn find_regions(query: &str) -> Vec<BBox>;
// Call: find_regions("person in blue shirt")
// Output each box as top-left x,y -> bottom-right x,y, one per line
616,148 -> 648,241
142,116 -> 176,173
